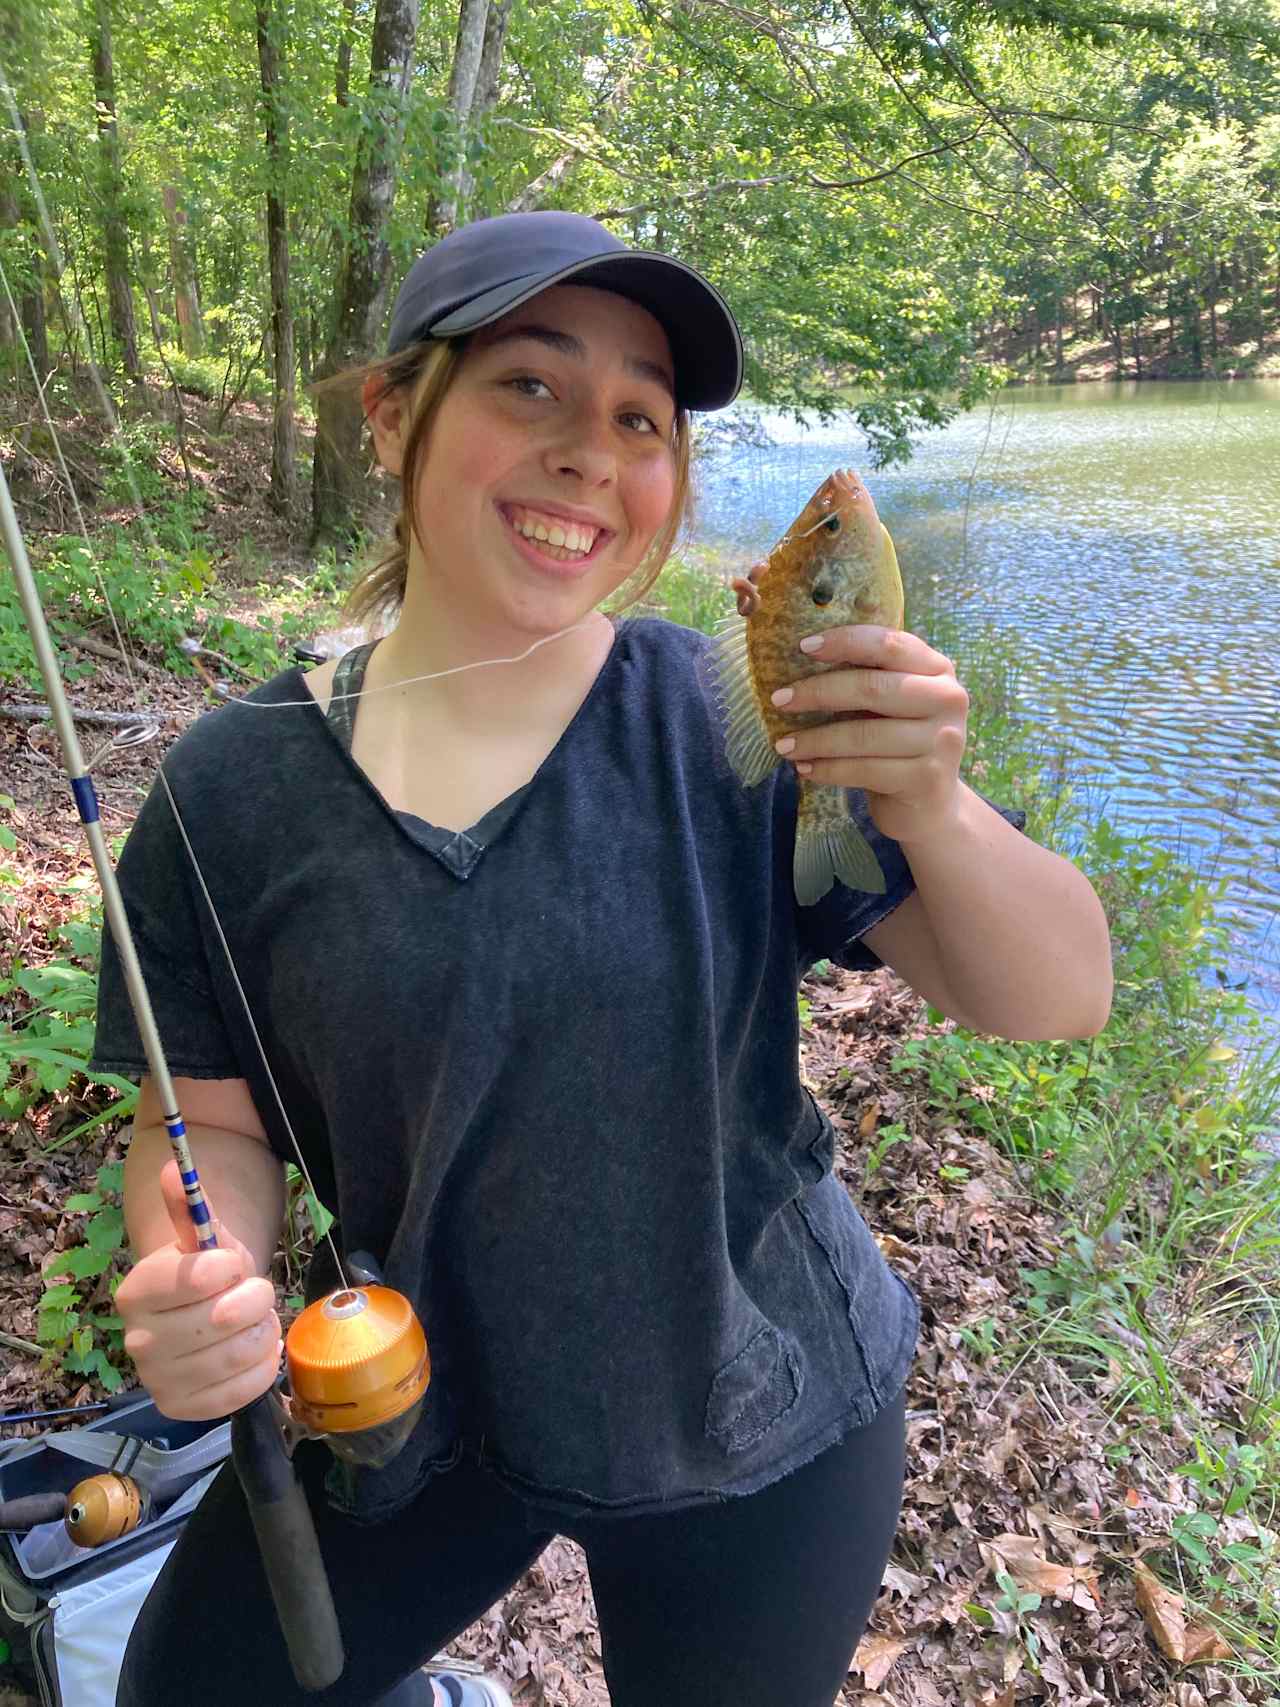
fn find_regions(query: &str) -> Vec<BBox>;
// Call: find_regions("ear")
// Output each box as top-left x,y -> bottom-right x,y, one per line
363,375 -> 409,477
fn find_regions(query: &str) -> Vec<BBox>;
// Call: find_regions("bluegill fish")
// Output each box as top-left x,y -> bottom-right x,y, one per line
713,468 -> 905,902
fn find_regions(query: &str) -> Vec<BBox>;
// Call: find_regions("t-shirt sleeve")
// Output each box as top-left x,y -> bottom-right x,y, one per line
88,773 -> 240,1082
795,788 -> 1028,973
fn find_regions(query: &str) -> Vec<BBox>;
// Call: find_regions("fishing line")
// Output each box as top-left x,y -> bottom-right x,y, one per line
0,70 -> 603,1313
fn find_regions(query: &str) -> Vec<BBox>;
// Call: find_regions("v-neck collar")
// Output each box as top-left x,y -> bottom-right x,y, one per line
302,621 -> 625,881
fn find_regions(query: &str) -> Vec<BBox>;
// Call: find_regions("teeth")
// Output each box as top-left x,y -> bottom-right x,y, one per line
509,507 -> 597,557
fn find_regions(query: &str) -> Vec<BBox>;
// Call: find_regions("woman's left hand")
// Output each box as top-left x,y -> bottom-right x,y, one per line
770,626 -> 970,847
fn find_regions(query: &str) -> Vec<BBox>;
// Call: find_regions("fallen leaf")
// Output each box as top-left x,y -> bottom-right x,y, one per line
852,1632 -> 908,1690
1136,1561 -> 1186,1660
982,1532 -> 1101,1610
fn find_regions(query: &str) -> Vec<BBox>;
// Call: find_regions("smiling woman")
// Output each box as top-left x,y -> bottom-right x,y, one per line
91,209 -> 1110,1707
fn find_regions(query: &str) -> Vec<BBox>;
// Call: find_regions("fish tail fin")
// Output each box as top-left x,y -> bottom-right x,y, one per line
794,783 -> 887,903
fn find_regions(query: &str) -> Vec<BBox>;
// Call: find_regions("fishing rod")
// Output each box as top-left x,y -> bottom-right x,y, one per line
0,458 -> 340,1687
0,459 -> 433,1690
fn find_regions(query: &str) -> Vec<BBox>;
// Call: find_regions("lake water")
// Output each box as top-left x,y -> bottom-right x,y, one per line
691,380 -> 1280,1022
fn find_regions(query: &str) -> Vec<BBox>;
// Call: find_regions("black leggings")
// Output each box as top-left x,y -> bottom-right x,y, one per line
117,1390 -> 905,1707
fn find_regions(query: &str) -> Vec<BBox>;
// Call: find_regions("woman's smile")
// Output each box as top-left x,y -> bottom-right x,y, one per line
497,501 -> 615,574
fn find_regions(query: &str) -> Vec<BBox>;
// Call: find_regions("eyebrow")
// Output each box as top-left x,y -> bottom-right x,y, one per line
483,323 -> 676,403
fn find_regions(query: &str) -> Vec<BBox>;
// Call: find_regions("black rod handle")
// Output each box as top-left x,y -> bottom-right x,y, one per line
0,1492 -> 66,1531
232,1393 -> 344,1691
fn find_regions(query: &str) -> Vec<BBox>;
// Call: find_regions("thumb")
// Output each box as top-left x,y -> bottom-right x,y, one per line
159,1157 -> 221,1255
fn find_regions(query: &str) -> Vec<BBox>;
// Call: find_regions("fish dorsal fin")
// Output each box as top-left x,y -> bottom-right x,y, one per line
711,611 -> 778,787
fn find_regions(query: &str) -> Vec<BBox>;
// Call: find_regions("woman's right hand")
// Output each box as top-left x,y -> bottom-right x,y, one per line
115,1158 -> 282,1421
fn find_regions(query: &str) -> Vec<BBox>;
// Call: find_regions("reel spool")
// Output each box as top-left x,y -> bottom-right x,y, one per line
64,1471 -> 147,1548
284,1284 -> 429,1468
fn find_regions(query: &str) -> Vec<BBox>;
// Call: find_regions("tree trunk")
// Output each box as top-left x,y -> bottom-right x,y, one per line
1251,244 -> 1266,347
311,0 -> 423,547
476,0 -> 512,107
1206,265 -> 1219,360
89,0 -> 141,382
256,0 -> 299,516
1186,290 -> 1203,375
139,228 -> 166,350
1054,294 -> 1063,369
163,185 -> 205,356
0,164 -> 21,355
426,0 -> 491,236
0,99 -> 51,381
335,0 -> 358,106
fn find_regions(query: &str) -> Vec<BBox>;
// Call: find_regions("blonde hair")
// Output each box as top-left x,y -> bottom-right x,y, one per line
317,338 -> 694,630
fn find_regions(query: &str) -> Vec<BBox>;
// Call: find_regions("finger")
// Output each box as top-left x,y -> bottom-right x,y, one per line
773,666 -> 944,719
126,1298 -> 280,1387
149,1336 -> 283,1422
791,755 -> 921,790
160,1157 -> 220,1256
775,717 -> 933,764
796,626 -> 952,675
115,1241 -> 246,1318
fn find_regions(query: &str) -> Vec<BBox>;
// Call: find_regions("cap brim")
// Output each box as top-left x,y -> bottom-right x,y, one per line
429,251 -> 743,412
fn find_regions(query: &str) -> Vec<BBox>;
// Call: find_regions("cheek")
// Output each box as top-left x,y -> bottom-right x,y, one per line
626,455 -> 678,542
414,420 -> 519,528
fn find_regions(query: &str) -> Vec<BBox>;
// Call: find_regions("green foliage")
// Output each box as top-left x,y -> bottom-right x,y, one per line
38,1161 -> 128,1392
0,500 -> 313,690
0,800 -> 138,1135
631,546 -> 733,637
865,1120 -> 911,1178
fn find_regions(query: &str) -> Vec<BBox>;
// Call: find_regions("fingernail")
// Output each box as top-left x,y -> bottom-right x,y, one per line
799,634 -> 824,654
771,686 -> 794,707
775,736 -> 796,754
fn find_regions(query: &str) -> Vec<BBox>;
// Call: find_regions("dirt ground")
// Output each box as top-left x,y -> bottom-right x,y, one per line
0,705 -> 1268,1704
1,396 -> 1272,1700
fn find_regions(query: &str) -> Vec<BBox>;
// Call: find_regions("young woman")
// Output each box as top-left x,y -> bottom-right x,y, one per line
92,211 -> 1113,1707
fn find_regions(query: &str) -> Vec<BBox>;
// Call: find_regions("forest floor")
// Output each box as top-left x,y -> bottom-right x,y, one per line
0,700 -> 1266,1705
2,380 -> 1275,1706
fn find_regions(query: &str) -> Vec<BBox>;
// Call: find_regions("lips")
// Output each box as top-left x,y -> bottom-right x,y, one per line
501,503 -> 610,562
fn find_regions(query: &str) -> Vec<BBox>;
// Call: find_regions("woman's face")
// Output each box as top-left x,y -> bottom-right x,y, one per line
376,284 -> 679,638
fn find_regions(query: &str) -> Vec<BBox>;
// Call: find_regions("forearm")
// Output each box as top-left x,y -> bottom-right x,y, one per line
904,782 -> 1113,1041
124,1121 -> 286,1276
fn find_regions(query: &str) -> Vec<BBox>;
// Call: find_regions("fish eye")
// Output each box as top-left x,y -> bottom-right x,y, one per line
824,515 -> 841,534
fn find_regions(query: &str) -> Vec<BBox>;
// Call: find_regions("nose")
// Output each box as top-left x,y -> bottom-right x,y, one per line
542,399 -> 617,488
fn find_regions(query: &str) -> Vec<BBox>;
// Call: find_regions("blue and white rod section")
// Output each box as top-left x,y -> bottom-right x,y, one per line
0,461 -> 216,1252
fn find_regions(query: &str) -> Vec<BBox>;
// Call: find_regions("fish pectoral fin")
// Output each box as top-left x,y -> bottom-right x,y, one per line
794,787 -> 887,903
711,611 -> 778,787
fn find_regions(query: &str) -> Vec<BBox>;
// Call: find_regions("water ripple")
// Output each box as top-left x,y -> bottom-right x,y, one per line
694,380 -> 1280,1017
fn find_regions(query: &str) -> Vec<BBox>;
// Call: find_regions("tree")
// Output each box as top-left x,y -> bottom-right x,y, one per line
310,0 -> 422,546
255,0 -> 299,515
87,0 -> 140,382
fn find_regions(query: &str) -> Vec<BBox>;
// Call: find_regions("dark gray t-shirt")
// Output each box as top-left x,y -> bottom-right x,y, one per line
91,616 -> 1019,1521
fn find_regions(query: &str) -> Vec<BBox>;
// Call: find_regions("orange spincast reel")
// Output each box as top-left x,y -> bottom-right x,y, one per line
64,1470 -> 147,1547
284,1282 -> 430,1469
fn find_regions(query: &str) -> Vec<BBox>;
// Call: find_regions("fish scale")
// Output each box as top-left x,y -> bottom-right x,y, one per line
712,468 -> 905,903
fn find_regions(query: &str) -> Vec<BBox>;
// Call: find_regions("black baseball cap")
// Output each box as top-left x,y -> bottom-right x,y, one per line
385,211 -> 743,412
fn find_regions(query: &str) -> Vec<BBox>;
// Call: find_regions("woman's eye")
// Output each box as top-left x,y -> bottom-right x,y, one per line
508,375 -> 554,400
619,411 -> 659,434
